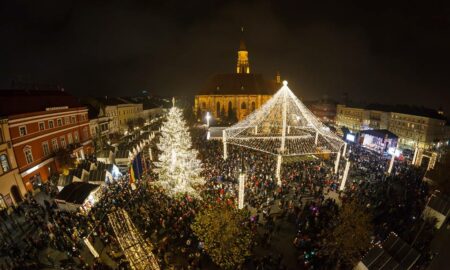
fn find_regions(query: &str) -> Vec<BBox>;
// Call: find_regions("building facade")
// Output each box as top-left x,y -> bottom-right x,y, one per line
388,112 -> 447,149
0,118 -> 27,208
88,105 -> 111,152
117,103 -> 143,132
336,104 -> 448,149
9,107 -> 93,191
0,90 -> 93,192
335,105 -> 366,132
194,38 -> 280,122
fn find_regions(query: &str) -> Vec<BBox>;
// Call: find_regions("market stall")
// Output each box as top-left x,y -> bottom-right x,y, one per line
55,182 -> 101,213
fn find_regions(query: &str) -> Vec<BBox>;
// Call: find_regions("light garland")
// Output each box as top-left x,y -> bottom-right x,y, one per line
224,81 -> 344,156
155,104 -> 204,196
108,208 -> 160,270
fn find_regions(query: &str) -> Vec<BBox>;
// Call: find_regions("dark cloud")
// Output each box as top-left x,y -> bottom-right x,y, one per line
0,0 -> 449,113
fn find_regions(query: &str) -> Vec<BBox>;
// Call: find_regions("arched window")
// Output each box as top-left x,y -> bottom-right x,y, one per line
241,102 -> 247,110
251,101 -> 256,111
202,102 -> 206,109
228,101 -> 233,116
0,194 -> 7,210
216,102 -> 221,116
0,154 -> 10,173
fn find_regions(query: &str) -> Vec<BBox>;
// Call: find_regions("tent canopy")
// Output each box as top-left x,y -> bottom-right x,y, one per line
56,182 -> 100,205
224,81 -> 344,156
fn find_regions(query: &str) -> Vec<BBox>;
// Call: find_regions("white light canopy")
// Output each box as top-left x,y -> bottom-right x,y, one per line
224,81 -> 344,157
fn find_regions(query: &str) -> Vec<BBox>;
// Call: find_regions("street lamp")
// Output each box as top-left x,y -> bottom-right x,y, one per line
205,112 -> 211,127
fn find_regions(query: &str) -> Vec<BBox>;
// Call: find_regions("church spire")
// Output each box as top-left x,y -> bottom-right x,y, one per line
237,27 -> 250,74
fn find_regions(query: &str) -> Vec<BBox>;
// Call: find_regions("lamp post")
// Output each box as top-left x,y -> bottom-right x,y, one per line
238,153 -> 246,210
238,171 -> 246,210
339,159 -> 351,191
388,147 -> 397,175
223,130 -> 228,160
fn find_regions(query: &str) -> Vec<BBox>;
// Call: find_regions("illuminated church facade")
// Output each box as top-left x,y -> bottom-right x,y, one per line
194,38 -> 281,122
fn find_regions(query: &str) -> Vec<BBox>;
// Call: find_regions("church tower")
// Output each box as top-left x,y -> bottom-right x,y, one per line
236,28 -> 250,74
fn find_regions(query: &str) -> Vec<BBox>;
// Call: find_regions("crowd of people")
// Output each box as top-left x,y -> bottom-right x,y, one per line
0,127 -> 437,270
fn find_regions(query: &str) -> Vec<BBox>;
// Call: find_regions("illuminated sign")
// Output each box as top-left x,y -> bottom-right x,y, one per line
387,147 -> 402,157
346,133 -> 355,142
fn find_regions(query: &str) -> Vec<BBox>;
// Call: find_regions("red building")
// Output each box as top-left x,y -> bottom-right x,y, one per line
0,90 -> 93,192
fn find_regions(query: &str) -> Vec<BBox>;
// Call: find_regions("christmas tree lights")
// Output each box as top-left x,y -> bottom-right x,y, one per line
155,103 -> 204,195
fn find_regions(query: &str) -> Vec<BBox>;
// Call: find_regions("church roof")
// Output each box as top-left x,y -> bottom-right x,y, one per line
239,39 -> 247,51
198,73 -> 280,95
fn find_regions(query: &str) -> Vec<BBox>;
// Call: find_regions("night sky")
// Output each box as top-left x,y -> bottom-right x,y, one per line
1,1 -> 449,113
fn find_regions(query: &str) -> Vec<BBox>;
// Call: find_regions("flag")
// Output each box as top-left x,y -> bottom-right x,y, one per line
129,166 -> 136,184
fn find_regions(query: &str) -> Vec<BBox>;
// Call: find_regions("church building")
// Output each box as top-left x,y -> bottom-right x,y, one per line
195,37 -> 281,122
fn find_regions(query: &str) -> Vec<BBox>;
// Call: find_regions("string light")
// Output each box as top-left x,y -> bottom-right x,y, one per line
155,104 -> 204,196
108,208 -> 160,270
224,81 -> 344,156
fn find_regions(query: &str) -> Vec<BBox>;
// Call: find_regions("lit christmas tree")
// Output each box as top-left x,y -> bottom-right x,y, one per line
155,101 -> 204,196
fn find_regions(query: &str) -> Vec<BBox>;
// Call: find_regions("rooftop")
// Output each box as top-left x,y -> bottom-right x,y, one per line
198,73 -> 280,95
427,193 -> 450,216
0,89 -> 82,117
56,182 -> 99,205
360,232 -> 420,270
341,103 -> 447,120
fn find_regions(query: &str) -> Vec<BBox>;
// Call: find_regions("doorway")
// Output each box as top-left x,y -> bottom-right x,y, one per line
10,185 -> 22,204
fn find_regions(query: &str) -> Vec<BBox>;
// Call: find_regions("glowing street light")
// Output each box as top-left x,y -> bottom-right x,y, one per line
205,111 -> 211,127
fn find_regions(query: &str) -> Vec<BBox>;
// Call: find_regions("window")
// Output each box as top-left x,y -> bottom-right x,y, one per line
67,133 -> 73,144
23,146 -> 33,164
0,127 -> 3,143
42,141 -> 50,156
38,122 -> 45,131
60,136 -> 66,148
57,118 -> 62,126
19,126 -> 27,136
241,102 -> 247,110
48,120 -> 54,128
83,127 -> 89,140
64,117 -> 69,125
51,138 -> 59,152
251,101 -> 256,112
216,102 -> 221,116
74,131 -> 79,143
71,116 -> 76,124
0,154 -> 10,173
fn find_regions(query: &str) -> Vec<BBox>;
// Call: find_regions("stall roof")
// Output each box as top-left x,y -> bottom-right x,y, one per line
427,193 -> 450,216
69,167 -> 84,179
361,129 -> 398,140
96,150 -> 112,159
56,182 -> 99,205
78,160 -> 91,171
88,169 -> 106,182
57,175 -> 73,187
96,162 -> 114,173
115,150 -> 130,159
360,232 -> 419,270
